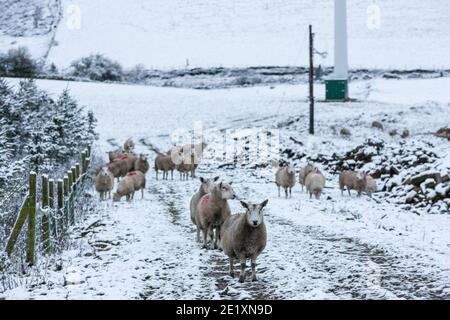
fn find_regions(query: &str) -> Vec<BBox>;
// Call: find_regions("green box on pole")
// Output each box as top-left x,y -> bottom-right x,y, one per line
325,79 -> 348,101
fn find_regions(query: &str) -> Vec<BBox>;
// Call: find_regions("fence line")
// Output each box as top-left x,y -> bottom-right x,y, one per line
4,146 -> 92,265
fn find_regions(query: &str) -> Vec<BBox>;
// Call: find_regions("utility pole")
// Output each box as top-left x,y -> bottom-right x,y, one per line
309,24 -> 314,135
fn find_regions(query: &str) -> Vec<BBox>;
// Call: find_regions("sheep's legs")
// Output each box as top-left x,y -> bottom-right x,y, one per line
348,188 -> 351,196
212,228 -> 219,249
251,258 -> 257,282
277,186 -> 280,197
284,188 -> 288,198
289,187 -> 292,198
208,228 -> 217,250
202,229 -> 209,249
239,259 -> 246,283
196,226 -> 200,242
141,188 -> 144,199
229,258 -> 235,277
155,170 -> 158,180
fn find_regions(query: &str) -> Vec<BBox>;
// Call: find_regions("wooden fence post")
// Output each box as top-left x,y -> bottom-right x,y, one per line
71,166 -> 77,190
63,175 -> 69,227
49,178 -> 56,238
41,175 -> 51,254
70,167 -> 76,225
67,170 -> 73,194
26,172 -> 37,265
75,163 -> 81,181
57,179 -> 64,232
5,197 -> 30,256
81,151 -> 87,174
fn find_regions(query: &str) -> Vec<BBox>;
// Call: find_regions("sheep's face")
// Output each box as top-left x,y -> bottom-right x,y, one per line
99,166 -> 111,177
356,172 -> 367,181
305,164 -> 315,175
217,182 -> 236,200
139,154 -> 147,161
200,176 -> 219,193
241,200 -> 268,227
170,147 -> 184,165
287,164 -> 295,175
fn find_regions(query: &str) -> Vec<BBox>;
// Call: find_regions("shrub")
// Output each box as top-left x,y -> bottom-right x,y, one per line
125,64 -> 149,83
69,54 -> 123,81
0,47 -> 39,77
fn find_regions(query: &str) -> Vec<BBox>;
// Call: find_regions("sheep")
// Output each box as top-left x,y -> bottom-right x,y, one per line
107,158 -> 129,181
305,168 -> 326,199
196,182 -> 236,249
189,176 -> 219,242
107,148 -> 123,162
127,171 -> 146,199
365,175 -> 377,197
134,153 -> 150,174
176,153 -> 197,180
401,129 -> 410,139
112,171 -> 146,201
113,175 -> 135,202
372,121 -> 384,131
299,163 -> 315,191
182,142 -> 207,166
339,170 -> 368,196
171,143 -> 206,178
123,138 -> 135,153
220,199 -> 268,283
340,128 -> 352,136
95,166 -> 114,200
118,153 -> 138,172
389,129 -> 397,137
154,153 -> 176,180
275,163 -> 296,198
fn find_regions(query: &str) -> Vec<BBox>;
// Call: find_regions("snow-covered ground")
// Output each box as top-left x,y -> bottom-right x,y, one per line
2,77 -> 450,299
2,0 -> 449,69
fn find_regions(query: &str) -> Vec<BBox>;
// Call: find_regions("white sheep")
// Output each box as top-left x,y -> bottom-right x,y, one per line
305,168 -> 326,199
299,163 -> 315,191
339,170 -> 368,196
220,199 -> 268,283
134,154 -> 150,174
275,163 -> 296,198
95,166 -> 114,200
123,138 -> 135,153
189,176 -> 219,242
196,182 -> 236,249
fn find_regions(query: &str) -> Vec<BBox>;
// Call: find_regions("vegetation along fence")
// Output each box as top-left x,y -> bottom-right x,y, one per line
4,146 -> 92,265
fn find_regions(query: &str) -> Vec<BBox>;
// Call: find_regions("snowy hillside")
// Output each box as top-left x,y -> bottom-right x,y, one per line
1,0 -> 450,69
0,0 -> 61,61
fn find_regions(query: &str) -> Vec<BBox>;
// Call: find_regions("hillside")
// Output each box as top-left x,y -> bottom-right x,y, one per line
1,1 -> 450,69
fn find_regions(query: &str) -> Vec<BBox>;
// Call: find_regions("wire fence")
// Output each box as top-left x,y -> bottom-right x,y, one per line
3,146 -> 92,265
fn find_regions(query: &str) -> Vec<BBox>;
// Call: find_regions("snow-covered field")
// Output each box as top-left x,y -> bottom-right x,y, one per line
2,77 -> 450,299
2,0 -> 450,69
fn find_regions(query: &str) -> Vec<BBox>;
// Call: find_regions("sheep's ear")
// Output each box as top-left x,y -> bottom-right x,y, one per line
240,201 -> 249,210
213,176 -> 219,181
228,181 -> 233,185
260,199 -> 269,208
199,177 -> 205,183
219,182 -> 223,188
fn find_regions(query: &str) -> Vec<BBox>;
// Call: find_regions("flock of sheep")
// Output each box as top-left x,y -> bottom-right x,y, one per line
276,162 -> 377,200
94,137 -> 378,283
